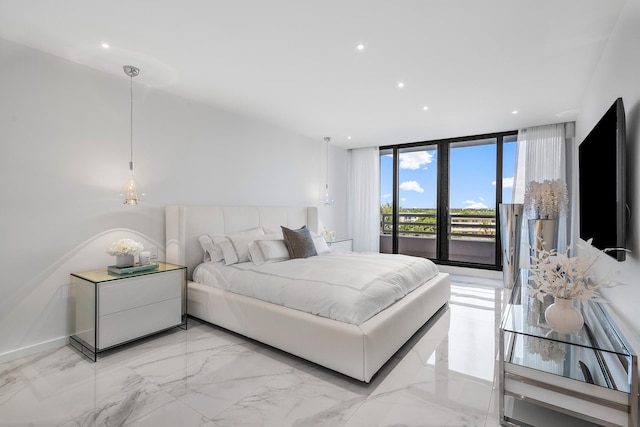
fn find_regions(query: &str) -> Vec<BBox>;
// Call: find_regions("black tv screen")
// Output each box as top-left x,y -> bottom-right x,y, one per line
579,97 -> 626,261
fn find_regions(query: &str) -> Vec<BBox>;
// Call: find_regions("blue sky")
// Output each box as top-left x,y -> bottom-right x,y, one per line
380,142 -> 517,209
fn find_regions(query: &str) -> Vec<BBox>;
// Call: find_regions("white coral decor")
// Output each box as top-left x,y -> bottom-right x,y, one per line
106,238 -> 144,256
528,238 -> 623,302
523,179 -> 568,219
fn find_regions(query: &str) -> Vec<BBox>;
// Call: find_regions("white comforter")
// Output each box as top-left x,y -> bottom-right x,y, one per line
193,251 -> 439,325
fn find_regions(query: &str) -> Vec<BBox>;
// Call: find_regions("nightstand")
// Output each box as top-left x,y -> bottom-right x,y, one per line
69,261 -> 187,361
327,238 -> 353,251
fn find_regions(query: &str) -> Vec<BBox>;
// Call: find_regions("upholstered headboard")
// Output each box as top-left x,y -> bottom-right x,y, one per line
165,205 -> 318,280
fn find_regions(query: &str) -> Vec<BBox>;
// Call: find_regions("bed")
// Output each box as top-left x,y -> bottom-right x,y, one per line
165,205 -> 450,383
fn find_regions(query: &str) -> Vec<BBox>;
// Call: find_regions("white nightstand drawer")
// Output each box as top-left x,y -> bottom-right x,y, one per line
99,270 -> 181,315
98,297 -> 181,349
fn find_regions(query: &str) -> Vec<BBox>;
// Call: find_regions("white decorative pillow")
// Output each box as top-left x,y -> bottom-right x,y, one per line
198,235 -> 223,262
312,235 -> 332,254
261,226 -> 283,236
248,239 -> 291,265
213,227 -> 264,265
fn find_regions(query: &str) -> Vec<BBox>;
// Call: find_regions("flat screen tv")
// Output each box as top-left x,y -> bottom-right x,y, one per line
578,97 -> 627,261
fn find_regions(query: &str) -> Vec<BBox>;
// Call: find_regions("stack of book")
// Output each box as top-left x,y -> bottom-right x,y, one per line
107,263 -> 159,275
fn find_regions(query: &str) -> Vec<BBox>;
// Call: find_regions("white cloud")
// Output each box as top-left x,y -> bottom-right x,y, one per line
465,200 -> 488,209
493,177 -> 514,188
399,180 -> 424,193
399,151 -> 433,170
382,193 -> 392,199
503,177 -> 514,188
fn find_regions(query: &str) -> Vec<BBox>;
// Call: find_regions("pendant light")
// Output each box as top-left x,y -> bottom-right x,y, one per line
121,65 -> 144,205
323,136 -> 333,206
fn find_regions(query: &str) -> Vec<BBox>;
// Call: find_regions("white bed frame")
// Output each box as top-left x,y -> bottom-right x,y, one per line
165,205 -> 451,383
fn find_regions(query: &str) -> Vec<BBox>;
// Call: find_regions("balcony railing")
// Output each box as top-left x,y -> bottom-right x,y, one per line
381,212 -> 496,241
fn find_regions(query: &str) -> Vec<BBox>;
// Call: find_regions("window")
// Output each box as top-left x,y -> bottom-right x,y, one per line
380,131 -> 517,270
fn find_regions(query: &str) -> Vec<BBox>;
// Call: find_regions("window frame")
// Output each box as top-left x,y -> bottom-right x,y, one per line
380,129 -> 518,271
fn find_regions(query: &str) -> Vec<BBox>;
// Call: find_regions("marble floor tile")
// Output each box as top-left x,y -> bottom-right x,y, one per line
209,368 -> 367,427
0,275 -> 595,427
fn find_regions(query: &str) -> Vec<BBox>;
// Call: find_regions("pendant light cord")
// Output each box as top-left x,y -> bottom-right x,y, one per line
123,65 -> 139,174
325,137 -> 330,191
129,72 -> 134,173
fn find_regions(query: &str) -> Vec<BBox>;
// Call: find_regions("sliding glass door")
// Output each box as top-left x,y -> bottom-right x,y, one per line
381,132 -> 517,270
448,138 -> 497,264
380,145 -> 439,258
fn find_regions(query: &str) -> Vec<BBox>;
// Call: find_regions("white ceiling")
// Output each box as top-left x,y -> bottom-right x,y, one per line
0,0 -> 626,149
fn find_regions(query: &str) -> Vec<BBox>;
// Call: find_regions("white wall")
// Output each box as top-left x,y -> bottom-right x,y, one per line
0,38 -> 348,361
575,0 -> 640,342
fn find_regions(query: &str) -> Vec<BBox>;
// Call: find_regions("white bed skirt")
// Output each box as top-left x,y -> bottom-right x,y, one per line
187,271 -> 450,383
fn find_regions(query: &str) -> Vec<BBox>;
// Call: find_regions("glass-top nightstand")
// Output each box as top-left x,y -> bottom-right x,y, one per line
499,269 -> 637,426
69,261 -> 187,361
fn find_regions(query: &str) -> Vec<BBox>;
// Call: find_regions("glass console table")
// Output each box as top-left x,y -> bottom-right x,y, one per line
499,270 -> 637,426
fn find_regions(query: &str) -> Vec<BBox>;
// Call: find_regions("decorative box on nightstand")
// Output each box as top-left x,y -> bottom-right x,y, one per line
327,237 -> 353,251
69,261 -> 187,361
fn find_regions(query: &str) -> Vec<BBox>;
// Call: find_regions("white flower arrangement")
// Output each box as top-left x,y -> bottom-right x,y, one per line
528,238 -> 625,302
106,238 -> 144,256
523,179 -> 568,219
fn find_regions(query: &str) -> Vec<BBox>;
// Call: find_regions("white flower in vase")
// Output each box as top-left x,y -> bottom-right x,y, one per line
523,179 -> 568,220
106,238 -> 144,256
528,238 -> 628,334
528,238 -> 624,302
106,238 -> 144,267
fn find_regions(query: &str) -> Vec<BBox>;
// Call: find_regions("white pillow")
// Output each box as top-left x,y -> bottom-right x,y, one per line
198,235 -> 223,262
213,227 -> 265,265
248,239 -> 291,265
261,226 -> 283,236
312,235 -> 332,254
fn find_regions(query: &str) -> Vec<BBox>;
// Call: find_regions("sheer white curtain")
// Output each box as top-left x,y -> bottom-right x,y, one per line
513,123 -> 568,262
347,147 -> 380,253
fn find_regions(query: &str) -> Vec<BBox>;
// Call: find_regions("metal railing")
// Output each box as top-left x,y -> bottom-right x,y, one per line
381,212 -> 496,240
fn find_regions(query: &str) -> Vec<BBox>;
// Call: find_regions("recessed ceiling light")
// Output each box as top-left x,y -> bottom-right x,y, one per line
101,43 -> 110,49
422,105 -> 429,111
398,82 -> 405,88
356,44 -> 365,51
347,136 -> 352,140
512,110 -> 518,115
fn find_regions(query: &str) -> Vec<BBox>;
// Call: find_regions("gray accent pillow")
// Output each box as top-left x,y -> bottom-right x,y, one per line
281,225 -> 318,259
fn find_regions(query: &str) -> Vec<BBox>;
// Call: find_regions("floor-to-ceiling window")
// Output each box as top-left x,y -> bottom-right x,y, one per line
380,131 -> 517,270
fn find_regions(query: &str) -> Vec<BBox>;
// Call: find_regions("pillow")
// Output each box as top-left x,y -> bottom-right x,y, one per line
312,235 -> 331,254
281,225 -> 317,259
198,235 -> 223,262
248,239 -> 291,265
212,227 -> 265,265
261,226 -> 283,236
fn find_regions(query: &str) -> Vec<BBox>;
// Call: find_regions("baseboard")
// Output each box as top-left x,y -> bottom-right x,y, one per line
0,336 -> 68,364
